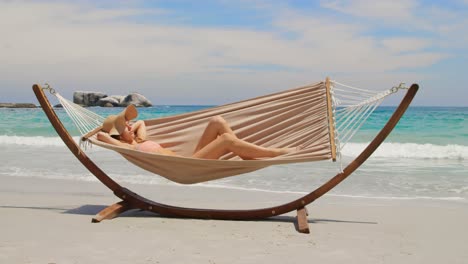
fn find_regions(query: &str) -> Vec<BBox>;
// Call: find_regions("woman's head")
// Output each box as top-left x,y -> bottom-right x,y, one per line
115,121 -> 135,142
102,105 -> 138,141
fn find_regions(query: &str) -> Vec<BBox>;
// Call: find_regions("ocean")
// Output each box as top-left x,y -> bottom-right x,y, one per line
1,106 -> 467,203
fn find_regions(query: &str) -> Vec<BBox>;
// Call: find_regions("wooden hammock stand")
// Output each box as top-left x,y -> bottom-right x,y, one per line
33,83 -> 418,234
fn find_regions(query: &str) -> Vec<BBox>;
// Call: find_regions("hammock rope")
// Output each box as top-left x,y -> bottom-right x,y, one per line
330,81 -> 406,150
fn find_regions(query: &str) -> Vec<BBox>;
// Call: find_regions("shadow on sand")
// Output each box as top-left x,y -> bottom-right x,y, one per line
1,204 -> 377,233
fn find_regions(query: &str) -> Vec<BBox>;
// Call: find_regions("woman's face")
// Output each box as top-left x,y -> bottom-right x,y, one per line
120,122 -> 135,143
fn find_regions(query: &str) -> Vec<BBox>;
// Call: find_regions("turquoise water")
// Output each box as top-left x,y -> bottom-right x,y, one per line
0,106 -> 213,137
0,106 -> 467,202
355,107 -> 468,145
2,106 -> 467,145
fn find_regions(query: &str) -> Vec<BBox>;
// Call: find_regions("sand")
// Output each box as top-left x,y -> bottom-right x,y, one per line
1,175 -> 467,264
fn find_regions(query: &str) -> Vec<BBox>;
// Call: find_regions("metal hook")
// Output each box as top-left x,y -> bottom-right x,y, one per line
391,82 -> 408,93
43,83 -> 56,95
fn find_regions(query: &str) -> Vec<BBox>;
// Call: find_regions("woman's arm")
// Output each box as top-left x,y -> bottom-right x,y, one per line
97,132 -> 134,149
131,120 -> 147,142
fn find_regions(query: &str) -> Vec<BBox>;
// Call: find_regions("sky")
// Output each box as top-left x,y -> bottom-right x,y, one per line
0,0 -> 467,106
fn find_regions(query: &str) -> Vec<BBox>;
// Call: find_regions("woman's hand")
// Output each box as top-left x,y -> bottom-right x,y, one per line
130,120 -> 145,132
97,131 -> 111,140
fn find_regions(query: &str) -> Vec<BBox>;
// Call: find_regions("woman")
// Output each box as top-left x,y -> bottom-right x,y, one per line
97,105 -> 295,160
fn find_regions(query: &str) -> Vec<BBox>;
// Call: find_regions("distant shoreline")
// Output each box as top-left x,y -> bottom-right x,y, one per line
0,103 -> 37,108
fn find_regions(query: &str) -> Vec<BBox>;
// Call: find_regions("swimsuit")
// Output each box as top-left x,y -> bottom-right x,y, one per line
136,141 -> 163,153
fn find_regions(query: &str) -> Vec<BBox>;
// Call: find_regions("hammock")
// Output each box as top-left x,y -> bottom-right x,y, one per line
33,78 -> 418,233
49,78 -> 408,184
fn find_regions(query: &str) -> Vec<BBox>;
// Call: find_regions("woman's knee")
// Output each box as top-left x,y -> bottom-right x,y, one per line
209,115 -> 227,126
218,133 -> 236,144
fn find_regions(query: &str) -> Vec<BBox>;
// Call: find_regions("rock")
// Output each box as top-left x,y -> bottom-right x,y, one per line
98,96 -> 120,107
112,95 -> 126,104
72,92 -> 85,106
102,102 -> 114,107
0,103 -> 37,108
121,93 -> 152,107
72,91 -> 152,107
73,91 -> 107,107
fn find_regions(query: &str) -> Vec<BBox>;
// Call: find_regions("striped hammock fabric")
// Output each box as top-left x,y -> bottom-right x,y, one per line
88,81 -> 335,183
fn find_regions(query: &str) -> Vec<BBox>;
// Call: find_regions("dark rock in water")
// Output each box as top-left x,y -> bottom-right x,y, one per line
0,103 -> 37,108
102,102 -> 114,107
72,91 -> 152,107
121,93 -> 152,107
98,96 -> 120,107
73,91 -> 107,107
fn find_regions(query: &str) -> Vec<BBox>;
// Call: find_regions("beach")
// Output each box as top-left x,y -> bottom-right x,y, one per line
1,175 -> 467,264
1,106 -> 467,263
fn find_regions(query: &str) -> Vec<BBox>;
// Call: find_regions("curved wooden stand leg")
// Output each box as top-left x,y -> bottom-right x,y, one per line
92,201 -> 133,223
296,207 -> 310,234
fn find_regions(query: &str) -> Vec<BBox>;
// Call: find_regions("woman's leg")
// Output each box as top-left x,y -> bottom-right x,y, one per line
192,133 -> 291,160
194,116 -> 237,153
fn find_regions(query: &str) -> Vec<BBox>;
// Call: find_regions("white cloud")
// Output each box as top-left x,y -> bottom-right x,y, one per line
320,0 -> 468,41
0,1 -> 459,105
320,0 -> 417,21
381,37 -> 430,53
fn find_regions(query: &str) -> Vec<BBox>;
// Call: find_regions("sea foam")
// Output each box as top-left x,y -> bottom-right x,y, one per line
0,135 -> 79,147
1,135 -> 467,160
342,142 -> 468,160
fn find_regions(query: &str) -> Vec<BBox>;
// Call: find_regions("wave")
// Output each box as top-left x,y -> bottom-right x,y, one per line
2,167 -> 466,203
170,182 -> 467,202
1,135 -> 467,160
0,135 -> 79,147
342,142 -> 468,160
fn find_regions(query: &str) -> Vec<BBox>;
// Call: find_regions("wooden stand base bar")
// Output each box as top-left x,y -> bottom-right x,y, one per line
296,207 -> 310,234
92,201 -> 133,223
92,200 -> 313,233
